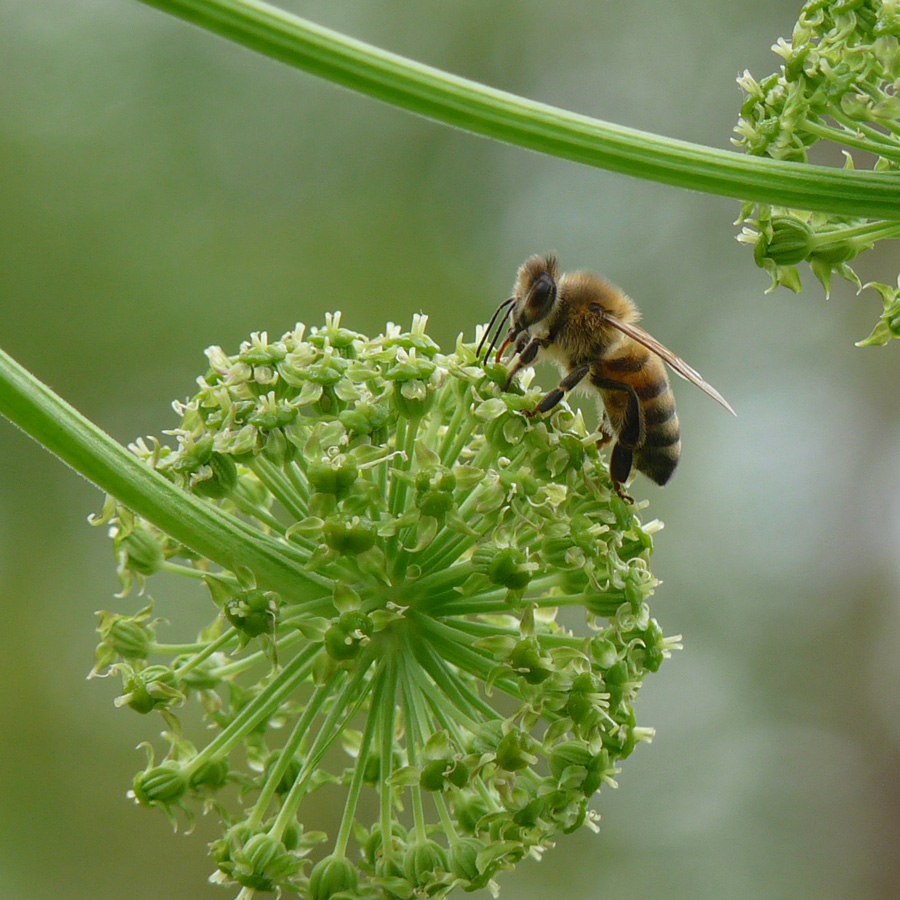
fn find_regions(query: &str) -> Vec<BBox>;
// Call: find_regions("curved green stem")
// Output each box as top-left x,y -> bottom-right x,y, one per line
133,0 -> 900,219
0,349 -> 332,599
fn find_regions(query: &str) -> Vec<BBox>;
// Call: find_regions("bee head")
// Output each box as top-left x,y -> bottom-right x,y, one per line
490,254 -> 559,359
477,253 -> 560,362
512,253 -> 559,331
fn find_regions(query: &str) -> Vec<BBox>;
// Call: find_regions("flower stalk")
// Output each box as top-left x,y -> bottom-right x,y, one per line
131,0 -> 900,219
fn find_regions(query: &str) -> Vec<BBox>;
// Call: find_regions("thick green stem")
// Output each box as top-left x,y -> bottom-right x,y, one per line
133,0 -> 900,218
410,638 -> 496,723
398,654 -> 429,844
0,348 -> 325,600
171,628 -> 237,676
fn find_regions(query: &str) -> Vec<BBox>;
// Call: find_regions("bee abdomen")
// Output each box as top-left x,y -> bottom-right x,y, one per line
635,391 -> 680,485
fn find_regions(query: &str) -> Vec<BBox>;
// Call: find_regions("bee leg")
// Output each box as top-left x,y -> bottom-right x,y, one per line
591,378 -> 642,500
502,335 -> 544,391
610,442 -> 634,489
590,378 -> 644,449
609,445 -> 635,503
524,364 -> 591,417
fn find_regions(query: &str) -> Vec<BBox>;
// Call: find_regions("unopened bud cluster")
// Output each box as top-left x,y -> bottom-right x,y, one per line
92,313 -> 676,899
733,0 -> 900,341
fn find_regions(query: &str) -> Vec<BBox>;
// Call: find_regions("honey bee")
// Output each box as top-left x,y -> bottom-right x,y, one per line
478,253 -> 734,495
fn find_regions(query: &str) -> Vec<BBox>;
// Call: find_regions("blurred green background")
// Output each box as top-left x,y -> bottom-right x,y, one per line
2,1 -> 899,898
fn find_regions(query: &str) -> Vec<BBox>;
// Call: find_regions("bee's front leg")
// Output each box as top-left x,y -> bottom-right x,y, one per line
502,335 -> 543,391
523,364 -> 591,417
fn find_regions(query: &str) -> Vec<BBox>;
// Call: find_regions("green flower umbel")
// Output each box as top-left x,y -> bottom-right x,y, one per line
92,313 -> 677,899
733,0 -> 900,340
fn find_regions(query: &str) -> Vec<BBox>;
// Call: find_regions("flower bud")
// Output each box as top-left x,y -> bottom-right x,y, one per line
582,750 -> 612,796
263,751 -> 303,795
96,610 -> 153,661
362,822 -> 408,868
339,398 -> 392,436
403,839 -> 448,887
324,610 -> 373,660
323,515 -> 377,554
565,672 -> 602,724
755,216 -> 813,266
224,588 -> 277,637
495,730 -> 538,772
324,623 -> 359,661
261,427 -> 294,465
415,465 -> 457,519
603,659 -> 630,708
472,546 -> 533,591
121,664 -> 182,714
392,379 -> 435,418
114,523 -> 164,576
189,756 -> 230,791
191,452 -> 238,499
308,455 -> 359,494
132,763 -> 189,807
548,741 -> 593,778
234,833 -> 302,892
634,618 -> 665,672
309,854 -> 359,900
418,758 -> 446,792
509,638 -> 553,685
448,836 -> 486,883
453,792 -> 490,835
809,240 -> 860,264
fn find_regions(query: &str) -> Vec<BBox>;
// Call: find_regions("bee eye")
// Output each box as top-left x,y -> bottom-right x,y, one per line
526,273 -> 556,322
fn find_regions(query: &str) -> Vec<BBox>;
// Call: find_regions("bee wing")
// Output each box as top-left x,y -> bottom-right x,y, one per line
605,316 -> 736,416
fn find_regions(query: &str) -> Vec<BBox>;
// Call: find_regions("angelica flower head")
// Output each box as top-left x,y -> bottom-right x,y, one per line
733,0 -> 900,339
93,313 -> 675,898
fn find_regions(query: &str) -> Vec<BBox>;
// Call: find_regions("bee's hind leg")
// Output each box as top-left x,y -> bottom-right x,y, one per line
609,442 -> 635,502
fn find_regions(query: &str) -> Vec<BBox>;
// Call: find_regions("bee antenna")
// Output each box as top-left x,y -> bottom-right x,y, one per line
477,296 -> 515,358
482,305 -> 514,361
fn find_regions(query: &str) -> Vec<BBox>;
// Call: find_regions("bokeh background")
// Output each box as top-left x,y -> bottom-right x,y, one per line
2,1 -> 899,898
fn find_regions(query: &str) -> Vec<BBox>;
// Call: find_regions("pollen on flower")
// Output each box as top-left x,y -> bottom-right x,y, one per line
94,313 -> 673,899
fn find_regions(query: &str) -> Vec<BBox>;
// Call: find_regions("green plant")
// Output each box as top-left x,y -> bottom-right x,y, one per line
83,315 -> 670,898
1,315 -> 671,897
735,0 -> 900,344
1,2 -> 898,898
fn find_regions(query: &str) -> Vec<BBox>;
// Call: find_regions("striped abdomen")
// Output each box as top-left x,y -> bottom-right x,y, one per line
592,344 -> 681,486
